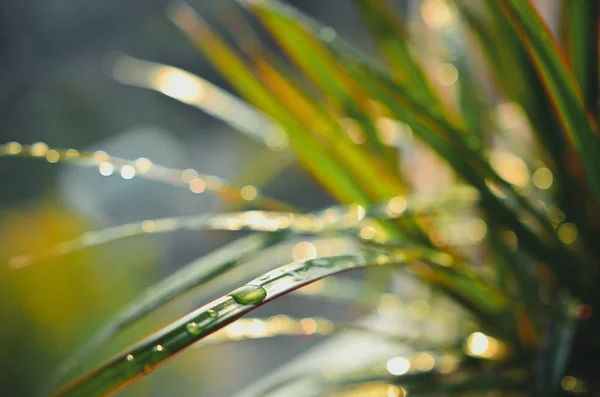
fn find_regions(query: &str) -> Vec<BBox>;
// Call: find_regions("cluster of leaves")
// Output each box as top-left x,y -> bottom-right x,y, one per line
4,0 -> 600,396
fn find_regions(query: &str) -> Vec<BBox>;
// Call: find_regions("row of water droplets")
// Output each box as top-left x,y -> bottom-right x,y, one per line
0,141 -> 289,209
118,251 -> 397,372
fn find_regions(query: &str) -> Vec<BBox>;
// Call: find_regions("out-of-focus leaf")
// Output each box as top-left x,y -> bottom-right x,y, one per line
17,188 -> 480,267
560,0 -> 599,111
458,2 -> 600,258
111,55 -> 287,150
250,57 -> 404,202
243,1 -> 399,169
500,0 -> 600,211
0,142 -> 295,212
167,2 -> 371,205
339,62 -> 592,299
533,297 -> 578,397
351,0 -> 439,107
241,0 -> 595,299
458,3 -> 566,164
456,59 -> 489,149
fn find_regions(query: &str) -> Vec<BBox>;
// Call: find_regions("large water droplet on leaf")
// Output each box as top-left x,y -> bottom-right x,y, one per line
186,322 -> 203,335
229,285 -> 267,305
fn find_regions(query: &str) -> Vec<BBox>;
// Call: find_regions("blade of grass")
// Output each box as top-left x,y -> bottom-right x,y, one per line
263,0 -> 564,260
14,189 -> 479,269
500,0 -> 600,211
243,0 -> 477,257
112,55 -> 297,212
560,0 -> 599,111
42,233 -> 284,396
240,1 -> 399,170
52,249 -> 508,397
250,57 -> 404,202
455,58 -> 489,150
167,2 -> 372,205
533,296 -> 579,396
112,55 -> 288,151
457,3 -> 567,165
0,142 -> 295,212
240,0 -> 567,243
458,2 -> 599,257
351,0 -> 440,107
240,0 -> 597,300
178,2 -> 405,206
339,61 -> 592,300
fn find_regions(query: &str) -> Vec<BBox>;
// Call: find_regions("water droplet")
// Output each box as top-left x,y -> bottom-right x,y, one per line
207,309 -> 218,318
153,344 -> 164,352
258,273 -> 270,281
229,285 -> 267,305
126,354 -> 134,361
186,321 -> 203,335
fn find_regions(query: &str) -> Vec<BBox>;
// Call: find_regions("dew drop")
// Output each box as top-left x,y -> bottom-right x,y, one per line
186,321 -> 203,335
229,285 -> 267,305
126,354 -> 134,361
207,309 -> 218,318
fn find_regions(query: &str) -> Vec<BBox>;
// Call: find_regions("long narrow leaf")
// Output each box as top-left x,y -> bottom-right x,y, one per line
501,0 -> 600,210
15,190 -> 479,268
167,2 -> 372,204
560,0 -> 599,111
0,142 -> 294,212
43,233 -> 284,395
52,249 -> 507,396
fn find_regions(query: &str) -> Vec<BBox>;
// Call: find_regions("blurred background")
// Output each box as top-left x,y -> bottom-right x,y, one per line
0,0 -> 558,396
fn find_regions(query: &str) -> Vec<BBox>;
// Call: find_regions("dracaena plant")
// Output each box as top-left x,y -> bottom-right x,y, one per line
3,0 -> 600,396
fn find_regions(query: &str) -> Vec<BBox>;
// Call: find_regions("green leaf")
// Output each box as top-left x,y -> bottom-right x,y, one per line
0,142 -> 296,213
458,2 -> 598,256
501,0 -> 600,210
15,190 -> 480,268
246,2 -> 400,171
43,233 -> 284,395
560,0 -> 599,111
112,55 -> 288,150
51,251 -> 408,396
239,0 -> 594,299
167,2 -> 373,205
52,249 -> 507,396
533,296 -> 578,396
351,0 -> 440,107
